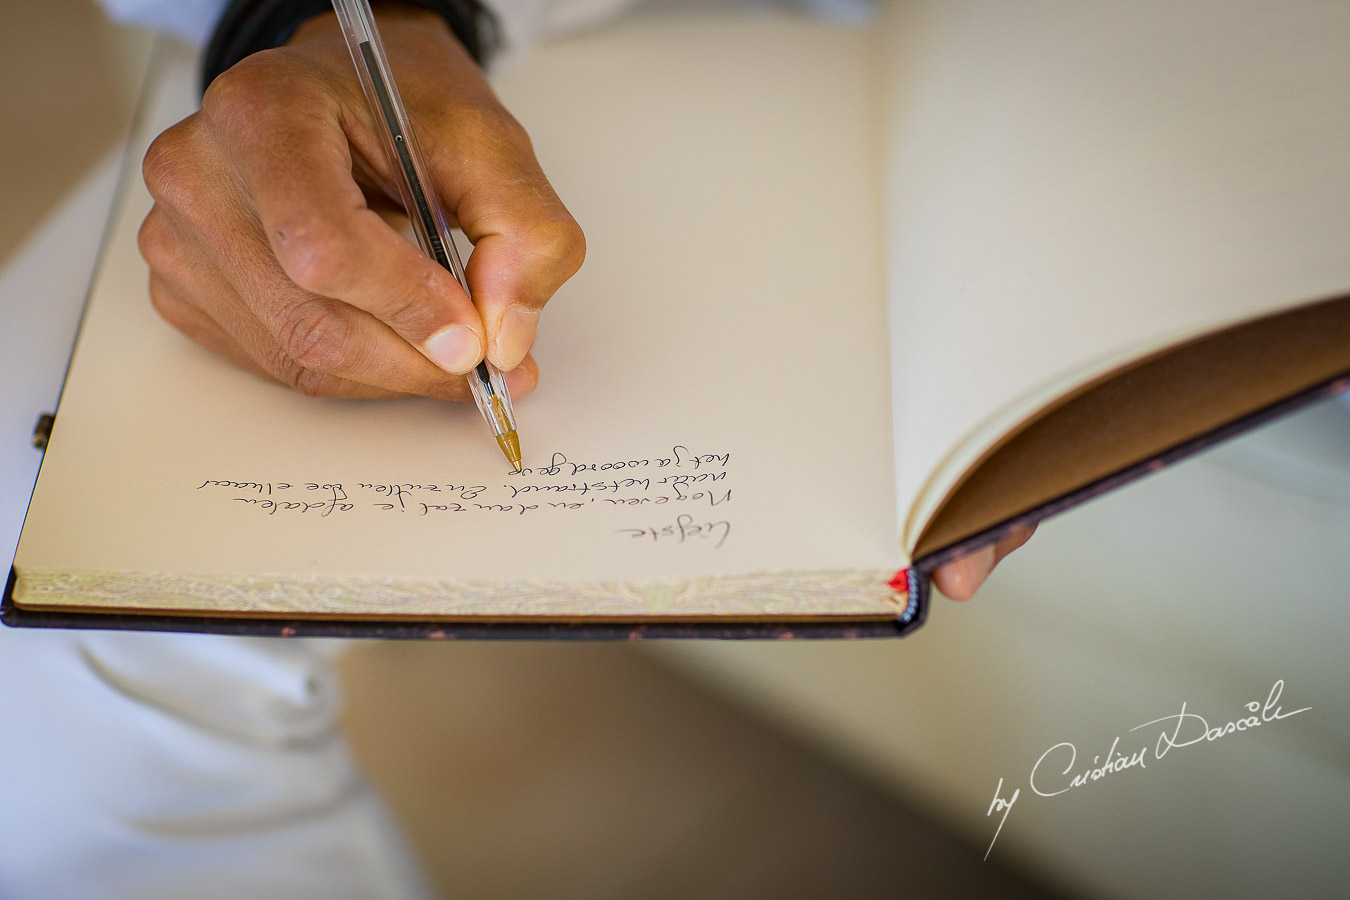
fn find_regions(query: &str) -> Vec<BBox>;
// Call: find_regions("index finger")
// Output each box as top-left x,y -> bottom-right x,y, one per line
415,99 -> 586,372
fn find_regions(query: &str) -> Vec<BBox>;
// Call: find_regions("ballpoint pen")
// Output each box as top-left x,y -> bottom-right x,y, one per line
330,0 -> 523,473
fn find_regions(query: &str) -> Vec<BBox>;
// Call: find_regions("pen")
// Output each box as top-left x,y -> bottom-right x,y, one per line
330,0 -> 523,473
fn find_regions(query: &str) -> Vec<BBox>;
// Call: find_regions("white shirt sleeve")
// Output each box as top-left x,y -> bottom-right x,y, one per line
94,0 -> 230,46
93,0 -> 871,67
486,0 -> 875,71
488,0 -> 645,65
89,0 -> 634,56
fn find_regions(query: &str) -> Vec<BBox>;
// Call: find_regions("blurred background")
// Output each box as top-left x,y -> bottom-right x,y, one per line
3,2 -> 1347,897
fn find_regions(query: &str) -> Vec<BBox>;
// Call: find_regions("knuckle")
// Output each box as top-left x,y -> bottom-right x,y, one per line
528,215 -> 587,279
137,209 -> 176,269
288,363 -> 343,399
276,299 -> 351,377
460,101 -> 531,150
141,122 -> 202,209
200,54 -> 281,138
427,102 -> 533,180
146,277 -> 188,330
140,135 -> 173,200
378,283 -> 439,335
490,111 -> 533,153
271,342 -> 344,398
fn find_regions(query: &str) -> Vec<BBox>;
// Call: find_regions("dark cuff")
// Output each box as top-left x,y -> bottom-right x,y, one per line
200,0 -> 499,93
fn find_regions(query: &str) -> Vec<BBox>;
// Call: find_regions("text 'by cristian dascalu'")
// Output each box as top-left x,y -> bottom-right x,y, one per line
192,444 -> 733,550
982,679 -> 1311,860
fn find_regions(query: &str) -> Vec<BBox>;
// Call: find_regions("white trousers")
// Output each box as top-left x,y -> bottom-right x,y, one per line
1,155 -> 431,899
0,628 -> 433,899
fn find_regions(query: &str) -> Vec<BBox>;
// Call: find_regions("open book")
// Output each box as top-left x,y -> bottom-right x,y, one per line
6,1 -> 1350,637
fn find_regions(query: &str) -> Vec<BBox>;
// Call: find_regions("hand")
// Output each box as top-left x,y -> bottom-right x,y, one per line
931,524 -> 1036,602
138,6 -> 584,401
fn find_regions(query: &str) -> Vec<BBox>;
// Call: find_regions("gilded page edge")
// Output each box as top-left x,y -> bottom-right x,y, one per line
13,568 -> 904,619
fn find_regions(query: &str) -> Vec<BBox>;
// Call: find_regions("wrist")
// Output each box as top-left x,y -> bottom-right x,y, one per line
291,3 -> 444,43
202,0 -> 499,92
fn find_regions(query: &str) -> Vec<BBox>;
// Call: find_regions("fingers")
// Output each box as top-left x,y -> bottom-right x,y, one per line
139,175 -> 523,401
931,523 -> 1037,602
137,9 -> 581,404
403,53 -> 585,371
140,206 -> 450,399
333,9 -> 587,372
149,272 -> 408,399
466,203 -> 586,371
199,54 -> 489,377
443,124 -> 586,371
144,63 -> 484,399
144,228 -> 541,402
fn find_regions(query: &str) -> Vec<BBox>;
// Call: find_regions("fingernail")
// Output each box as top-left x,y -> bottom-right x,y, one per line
493,305 -> 540,371
423,325 -> 482,374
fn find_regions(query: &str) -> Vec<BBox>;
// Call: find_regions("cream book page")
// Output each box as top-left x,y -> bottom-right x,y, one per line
15,12 -> 904,618
878,0 -> 1350,551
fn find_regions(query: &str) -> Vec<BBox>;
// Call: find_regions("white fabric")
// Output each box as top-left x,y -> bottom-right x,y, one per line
89,0 -> 640,58
0,152 -> 431,897
92,0 -> 876,69
0,629 -> 433,900
96,0 -> 230,45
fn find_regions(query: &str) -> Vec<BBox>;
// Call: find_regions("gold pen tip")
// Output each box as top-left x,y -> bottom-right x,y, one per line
497,430 -> 523,473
